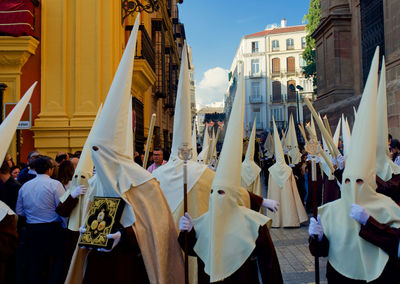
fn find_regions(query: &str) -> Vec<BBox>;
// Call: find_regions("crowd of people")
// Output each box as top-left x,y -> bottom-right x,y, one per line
0,22 -> 399,284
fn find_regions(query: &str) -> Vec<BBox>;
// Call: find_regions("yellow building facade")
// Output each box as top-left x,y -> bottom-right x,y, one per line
0,0 -> 185,160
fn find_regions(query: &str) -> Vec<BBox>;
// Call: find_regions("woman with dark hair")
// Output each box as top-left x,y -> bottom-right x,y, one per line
57,160 -> 75,189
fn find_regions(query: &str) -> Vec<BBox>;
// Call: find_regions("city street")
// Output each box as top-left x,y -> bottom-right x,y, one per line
270,224 -> 328,284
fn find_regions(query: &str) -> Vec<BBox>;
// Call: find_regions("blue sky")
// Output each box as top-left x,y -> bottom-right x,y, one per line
179,0 -> 310,108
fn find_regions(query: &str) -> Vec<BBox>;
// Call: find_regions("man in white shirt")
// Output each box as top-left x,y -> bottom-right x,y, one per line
16,155 -> 66,284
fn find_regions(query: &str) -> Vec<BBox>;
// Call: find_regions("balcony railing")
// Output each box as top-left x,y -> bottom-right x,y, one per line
271,95 -> 283,103
287,95 -> 297,102
249,95 -> 263,104
136,25 -> 155,71
250,72 -> 262,78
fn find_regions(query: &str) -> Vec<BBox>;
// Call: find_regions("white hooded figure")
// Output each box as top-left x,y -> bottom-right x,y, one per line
264,132 -> 274,159
197,125 -> 210,164
267,118 -> 308,228
65,15 -> 184,284
316,47 -> 400,282
286,115 -> 302,165
186,68 -> 282,283
191,122 -> 198,162
0,82 -> 35,281
375,57 -> 400,182
58,104 -> 103,231
0,82 -> 36,222
241,119 -> 262,196
152,42 -> 215,226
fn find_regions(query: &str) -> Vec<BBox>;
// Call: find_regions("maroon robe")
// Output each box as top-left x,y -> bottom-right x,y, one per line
83,226 -> 149,284
322,173 -> 341,204
0,214 -> 18,284
376,174 -> 400,206
179,192 -> 283,284
309,216 -> 400,283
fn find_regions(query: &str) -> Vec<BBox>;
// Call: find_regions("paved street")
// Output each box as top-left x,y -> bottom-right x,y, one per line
270,224 -> 328,284
262,176 -> 327,283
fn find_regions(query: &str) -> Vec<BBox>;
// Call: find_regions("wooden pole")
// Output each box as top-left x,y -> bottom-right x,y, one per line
183,159 -> 189,284
304,97 -> 340,157
143,113 -> 156,168
304,124 -> 321,284
178,143 -> 193,284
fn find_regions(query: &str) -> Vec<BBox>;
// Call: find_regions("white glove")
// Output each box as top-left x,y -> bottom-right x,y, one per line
262,199 -> 279,212
98,231 -> 122,252
289,163 -> 295,168
315,156 -> 320,163
350,204 -> 369,226
71,185 -> 87,199
337,154 -> 345,170
308,215 -> 324,241
330,155 -> 337,166
79,225 -> 86,235
307,154 -> 312,161
283,148 -> 288,155
179,212 -> 193,232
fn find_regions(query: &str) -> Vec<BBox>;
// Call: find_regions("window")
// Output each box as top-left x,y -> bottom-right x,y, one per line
251,41 -> 259,53
272,40 -> 279,51
251,59 -> 260,75
299,55 -> 306,67
301,37 -> 306,49
272,58 -> 280,74
272,81 -> 281,102
271,108 -> 283,122
287,56 -> 295,73
251,82 -> 260,98
286,38 -> 294,50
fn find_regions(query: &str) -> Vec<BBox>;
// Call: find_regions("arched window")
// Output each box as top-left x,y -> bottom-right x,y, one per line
287,56 -> 295,73
272,58 -> 280,74
272,81 -> 281,102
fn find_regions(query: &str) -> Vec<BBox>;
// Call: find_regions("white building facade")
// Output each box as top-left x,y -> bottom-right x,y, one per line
226,19 -> 314,133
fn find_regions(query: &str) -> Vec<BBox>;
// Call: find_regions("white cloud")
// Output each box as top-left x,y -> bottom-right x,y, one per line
195,67 -> 229,109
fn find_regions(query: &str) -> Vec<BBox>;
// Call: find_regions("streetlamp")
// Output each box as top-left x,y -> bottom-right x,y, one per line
121,0 -> 159,24
289,84 -> 303,124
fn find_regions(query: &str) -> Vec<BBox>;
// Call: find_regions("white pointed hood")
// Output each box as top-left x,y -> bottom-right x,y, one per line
333,118 -> 341,147
241,119 -> 261,187
60,104 -> 103,231
0,200 -> 15,222
193,67 -> 269,282
191,122 -> 198,161
88,15 -> 153,227
342,114 -> 352,159
264,132 -> 274,159
197,126 -> 210,163
287,115 -> 301,164
376,57 -> 400,181
319,47 -> 400,282
269,118 -> 292,187
310,116 -> 317,136
0,82 -> 36,165
153,42 -> 207,212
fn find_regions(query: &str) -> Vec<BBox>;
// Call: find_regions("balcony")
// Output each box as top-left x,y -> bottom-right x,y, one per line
250,72 -> 262,78
271,69 -> 281,77
136,25 -> 155,71
271,95 -> 283,104
249,95 -> 263,104
272,47 -> 280,52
